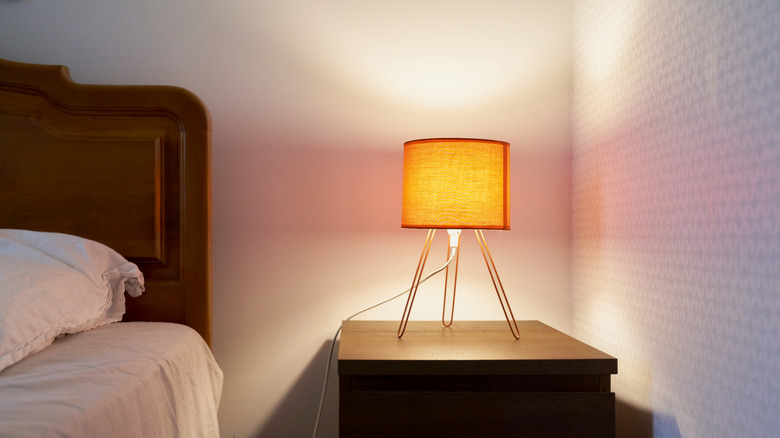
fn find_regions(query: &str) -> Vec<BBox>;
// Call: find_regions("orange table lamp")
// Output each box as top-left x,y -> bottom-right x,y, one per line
399,138 -> 519,339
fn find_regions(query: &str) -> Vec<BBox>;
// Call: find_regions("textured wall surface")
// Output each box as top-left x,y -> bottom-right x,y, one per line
572,1 -> 779,437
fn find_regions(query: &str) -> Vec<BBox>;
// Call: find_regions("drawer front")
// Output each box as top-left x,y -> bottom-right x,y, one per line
340,391 -> 615,438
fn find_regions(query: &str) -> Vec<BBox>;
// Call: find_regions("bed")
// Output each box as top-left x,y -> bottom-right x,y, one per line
0,58 -> 221,437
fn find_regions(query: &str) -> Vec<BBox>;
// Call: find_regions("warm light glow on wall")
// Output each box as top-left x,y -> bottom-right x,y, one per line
272,1 -> 572,109
573,2 -> 639,130
575,2 -> 638,85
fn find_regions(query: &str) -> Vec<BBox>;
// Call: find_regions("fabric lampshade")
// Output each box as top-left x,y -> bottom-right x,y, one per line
402,138 -> 510,230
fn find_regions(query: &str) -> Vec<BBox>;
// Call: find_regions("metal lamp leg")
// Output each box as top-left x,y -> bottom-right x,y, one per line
398,229 -> 436,338
475,229 -> 520,339
398,229 -> 520,340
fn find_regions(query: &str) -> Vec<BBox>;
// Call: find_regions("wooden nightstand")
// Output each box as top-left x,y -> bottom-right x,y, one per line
338,320 -> 617,437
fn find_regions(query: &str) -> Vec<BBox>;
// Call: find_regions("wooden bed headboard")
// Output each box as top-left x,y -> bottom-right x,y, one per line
0,59 -> 212,346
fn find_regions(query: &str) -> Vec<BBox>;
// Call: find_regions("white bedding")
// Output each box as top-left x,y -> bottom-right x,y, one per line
0,322 -> 223,438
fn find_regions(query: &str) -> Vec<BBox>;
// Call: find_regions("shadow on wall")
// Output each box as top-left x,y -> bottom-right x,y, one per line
616,399 -> 681,438
257,340 -> 339,438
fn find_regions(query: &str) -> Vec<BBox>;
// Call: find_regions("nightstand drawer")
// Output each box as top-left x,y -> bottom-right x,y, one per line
340,391 -> 615,438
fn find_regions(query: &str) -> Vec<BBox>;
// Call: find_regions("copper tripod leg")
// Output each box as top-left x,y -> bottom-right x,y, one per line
399,229 -> 520,340
398,229 -> 436,338
475,230 -> 520,339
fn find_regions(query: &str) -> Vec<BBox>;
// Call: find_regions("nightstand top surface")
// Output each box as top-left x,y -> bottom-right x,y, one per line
338,320 -> 617,376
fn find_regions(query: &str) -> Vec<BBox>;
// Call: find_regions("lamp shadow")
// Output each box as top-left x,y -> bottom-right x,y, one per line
255,339 -> 340,438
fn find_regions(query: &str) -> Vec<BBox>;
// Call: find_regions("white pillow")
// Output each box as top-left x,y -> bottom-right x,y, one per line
0,229 -> 145,372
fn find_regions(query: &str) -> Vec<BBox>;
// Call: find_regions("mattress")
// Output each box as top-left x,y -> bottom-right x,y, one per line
0,321 -> 223,437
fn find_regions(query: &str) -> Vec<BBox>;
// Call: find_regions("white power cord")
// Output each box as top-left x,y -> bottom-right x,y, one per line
311,250 -> 456,438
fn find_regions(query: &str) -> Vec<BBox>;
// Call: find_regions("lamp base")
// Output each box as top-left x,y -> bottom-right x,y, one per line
398,229 -> 520,339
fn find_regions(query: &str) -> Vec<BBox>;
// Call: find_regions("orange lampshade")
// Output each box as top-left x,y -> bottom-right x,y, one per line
402,138 -> 510,230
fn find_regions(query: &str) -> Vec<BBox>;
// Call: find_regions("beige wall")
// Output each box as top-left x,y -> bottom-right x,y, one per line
0,1 -> 574,436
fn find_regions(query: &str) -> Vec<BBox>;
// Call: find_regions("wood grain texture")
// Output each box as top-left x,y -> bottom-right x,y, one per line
339,320 -> 617,375
0,58 -> 212,345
